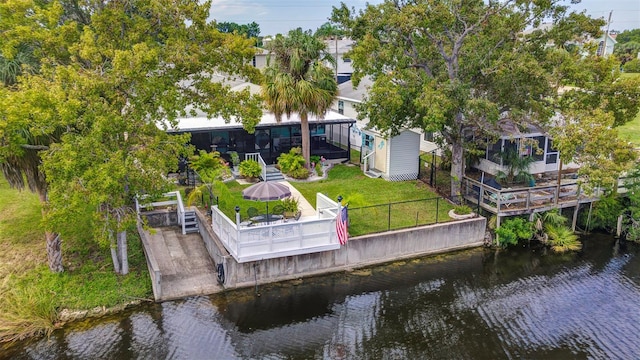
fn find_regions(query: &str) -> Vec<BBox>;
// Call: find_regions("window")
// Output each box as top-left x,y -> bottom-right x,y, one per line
252,56 -> 256,67
338,100 -> 344,115
423,132 -> 434,142
597,41 -> 604,56
343,58 -> 351,63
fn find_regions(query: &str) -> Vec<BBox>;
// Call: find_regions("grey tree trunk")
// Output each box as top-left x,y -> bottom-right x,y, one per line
110,230 -> 129,275
450,142 -> 464,203
111,241 -> 121,274
40,191 -> 63,273
300,114 -> 311,167
46,231 -> 63,273
118,230 -> 129,275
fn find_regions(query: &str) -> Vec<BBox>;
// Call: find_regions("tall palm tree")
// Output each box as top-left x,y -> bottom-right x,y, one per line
262,29 -> 338,166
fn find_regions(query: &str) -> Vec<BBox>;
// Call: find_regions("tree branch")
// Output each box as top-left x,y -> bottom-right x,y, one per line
21,144 -> 49,150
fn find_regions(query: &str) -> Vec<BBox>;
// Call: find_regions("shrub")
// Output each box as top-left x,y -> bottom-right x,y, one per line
545,224 -> 582,253
289,167 -> 310,179
315,163 -> 323,177
228,151 -> 240,167
239,159 -> 262,179
623,59 -> 640,73
281,197 -> 300,213
453,205 -> 472,215
495,217 -> 533,248
310,155 -> 321,165
189,150 -> 230,182
277,147 -> 306,174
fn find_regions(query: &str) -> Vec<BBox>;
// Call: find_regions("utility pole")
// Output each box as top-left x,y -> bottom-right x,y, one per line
601,10 -> 612,57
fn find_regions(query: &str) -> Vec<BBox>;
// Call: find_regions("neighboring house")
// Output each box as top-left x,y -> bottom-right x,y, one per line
332,77 -> 425,181
593,33 -> 617,57
473,120 -> 578,179
252,47 -> 269,69
323,38 -> 355,84
252,38 -> 355,83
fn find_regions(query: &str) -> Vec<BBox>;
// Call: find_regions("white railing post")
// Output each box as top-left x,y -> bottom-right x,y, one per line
174,191 -> 186,235
246,152 -> 267,181
362,151 -> 374,172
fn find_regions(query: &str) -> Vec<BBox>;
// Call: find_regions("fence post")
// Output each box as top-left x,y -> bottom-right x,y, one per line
430,150 -> 436,187
388,203 -> 391,231
436,198 -> 439,224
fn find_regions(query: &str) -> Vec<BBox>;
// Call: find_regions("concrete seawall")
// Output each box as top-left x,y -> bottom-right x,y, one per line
141,209 -> 486,295
194,209 -> 485,290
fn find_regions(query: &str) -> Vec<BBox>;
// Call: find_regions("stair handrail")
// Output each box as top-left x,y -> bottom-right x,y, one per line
174,191 -> 186,235
245,152 -> 267,181
362,151 -> 375,173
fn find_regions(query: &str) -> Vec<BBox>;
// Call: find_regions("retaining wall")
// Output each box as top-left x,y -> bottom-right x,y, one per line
191,208 -> 486,290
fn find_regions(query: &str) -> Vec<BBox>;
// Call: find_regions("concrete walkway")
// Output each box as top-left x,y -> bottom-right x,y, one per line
146,227 -> 221,301
277,180 -> 317,217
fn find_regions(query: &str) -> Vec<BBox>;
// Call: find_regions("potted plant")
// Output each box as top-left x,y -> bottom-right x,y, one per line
239,159 -> 262,182
229,151 -> 240,172
449,204 -> 475,220
281,197 -> 300,218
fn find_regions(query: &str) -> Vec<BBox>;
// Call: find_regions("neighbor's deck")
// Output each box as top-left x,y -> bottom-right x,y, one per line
462,177 -> 607,217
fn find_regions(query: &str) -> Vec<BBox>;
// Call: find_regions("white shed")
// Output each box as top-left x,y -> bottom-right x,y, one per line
363,129 -> 421,181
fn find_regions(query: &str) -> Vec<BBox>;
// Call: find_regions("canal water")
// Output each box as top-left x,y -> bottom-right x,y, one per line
2,234 -> 640,359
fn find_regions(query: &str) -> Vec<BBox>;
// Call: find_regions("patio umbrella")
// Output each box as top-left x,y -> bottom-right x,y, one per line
242,181 -> 292,223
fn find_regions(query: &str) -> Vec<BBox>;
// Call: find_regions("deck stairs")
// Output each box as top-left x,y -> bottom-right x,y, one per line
183,209 -> 200,233
265,165 -> 285,181
364,168 -> 383,179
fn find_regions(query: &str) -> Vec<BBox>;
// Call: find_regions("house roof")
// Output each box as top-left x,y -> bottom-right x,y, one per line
165,108 -> 355,133
337,76 -> 373,102
164,73 -> 355,133
323,38 -> 354,55
497,119 -> 545,138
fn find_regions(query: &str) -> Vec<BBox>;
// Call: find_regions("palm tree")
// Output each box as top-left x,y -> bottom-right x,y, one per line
262,29 -> 338,167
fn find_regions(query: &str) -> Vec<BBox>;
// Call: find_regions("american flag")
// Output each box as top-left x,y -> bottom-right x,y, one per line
336,205 -> 349,245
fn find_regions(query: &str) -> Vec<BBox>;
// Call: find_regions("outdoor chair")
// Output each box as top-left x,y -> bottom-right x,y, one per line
247,207 -> 259,219
271,205 -> 284,216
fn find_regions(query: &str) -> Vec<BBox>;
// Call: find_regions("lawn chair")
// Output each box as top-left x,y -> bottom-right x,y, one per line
247,207 -> 259,219
271,204 -> 284,216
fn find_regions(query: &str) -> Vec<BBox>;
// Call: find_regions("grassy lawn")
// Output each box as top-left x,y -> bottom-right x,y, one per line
206,165 -> 455,237
0,177 -> 151,342
618,113 -> 640,145
617,73 -> 640,145
288,165 -> 454,236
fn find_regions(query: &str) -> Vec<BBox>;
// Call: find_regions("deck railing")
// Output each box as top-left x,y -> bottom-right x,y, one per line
462,177 -> 588,214
245,152 -> 267,181
210,193 -> 341,263
135,191 -> 187,234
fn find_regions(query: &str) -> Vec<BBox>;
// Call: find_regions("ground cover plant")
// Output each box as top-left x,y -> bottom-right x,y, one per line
0,178 -> 151,342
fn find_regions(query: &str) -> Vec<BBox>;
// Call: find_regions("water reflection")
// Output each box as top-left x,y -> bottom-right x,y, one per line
3,235 -> 640,359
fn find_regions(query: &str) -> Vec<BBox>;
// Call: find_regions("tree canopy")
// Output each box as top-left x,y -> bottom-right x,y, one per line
216,21 -> 261,40
616,29 -> 640,44
332,0 -> 639,197
0,0 -> 262,272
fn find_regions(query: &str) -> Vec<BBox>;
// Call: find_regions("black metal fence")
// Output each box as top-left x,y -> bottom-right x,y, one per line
347,195 -> 462,236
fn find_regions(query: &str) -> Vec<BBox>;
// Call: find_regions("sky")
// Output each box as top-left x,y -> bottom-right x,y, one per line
208,0 -> 639,36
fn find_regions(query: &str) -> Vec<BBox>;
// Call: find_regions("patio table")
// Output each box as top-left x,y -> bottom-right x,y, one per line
250,214 -> 284,224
